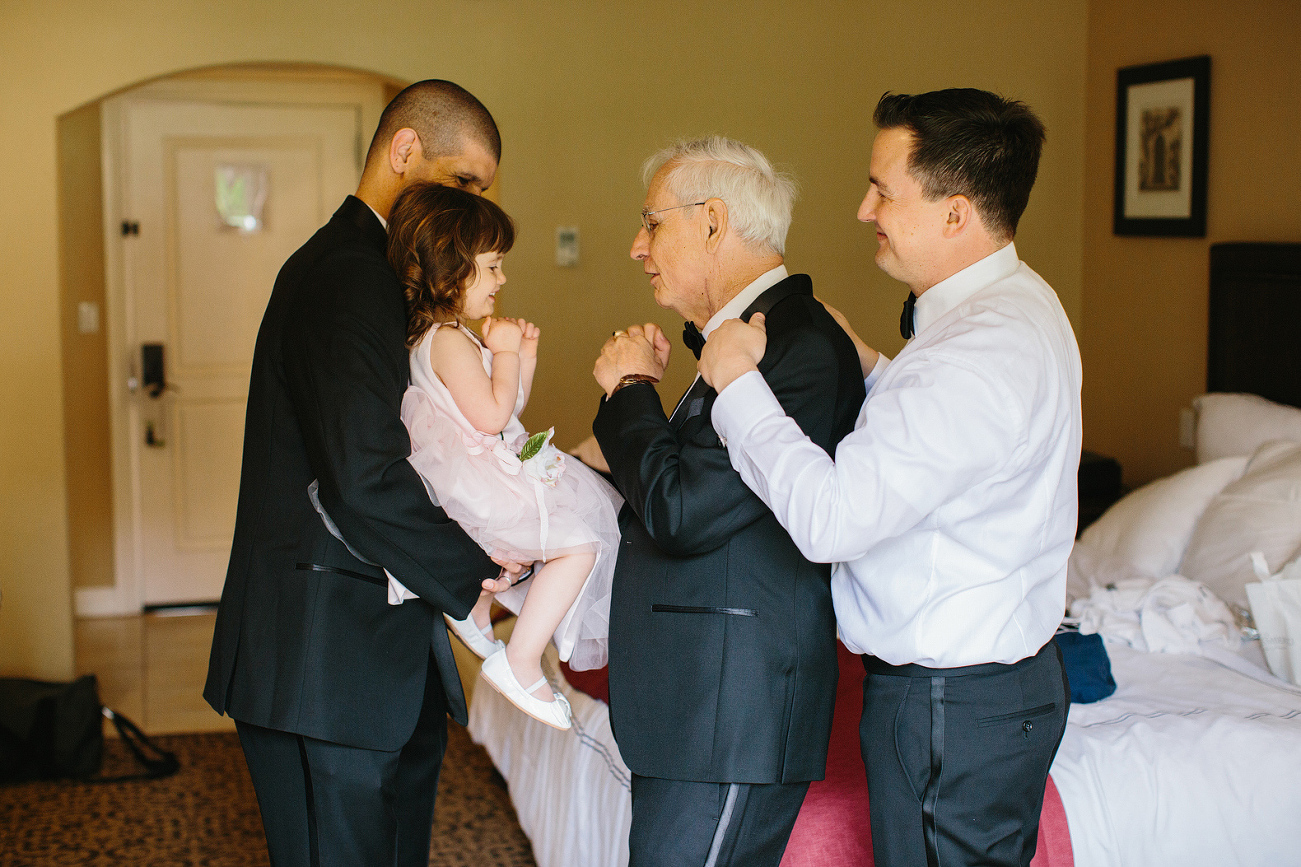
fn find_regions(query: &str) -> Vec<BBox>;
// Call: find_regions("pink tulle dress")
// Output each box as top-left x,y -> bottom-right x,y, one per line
401,322 -> 622,670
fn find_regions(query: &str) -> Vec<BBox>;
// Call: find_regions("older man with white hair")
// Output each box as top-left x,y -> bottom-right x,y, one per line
591,137 -> 866,867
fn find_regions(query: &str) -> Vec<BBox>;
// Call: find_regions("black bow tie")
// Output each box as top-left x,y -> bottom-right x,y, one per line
683,322 -> 706,359
900,292 -> 916,339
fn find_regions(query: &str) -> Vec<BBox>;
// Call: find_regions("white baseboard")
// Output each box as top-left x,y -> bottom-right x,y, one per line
75,585 -> 140,617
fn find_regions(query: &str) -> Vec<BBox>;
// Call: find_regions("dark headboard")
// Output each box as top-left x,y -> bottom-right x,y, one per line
1208,242 -> 1301,409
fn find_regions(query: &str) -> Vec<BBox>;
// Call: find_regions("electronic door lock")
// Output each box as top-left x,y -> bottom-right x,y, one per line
141,343 -> 166,398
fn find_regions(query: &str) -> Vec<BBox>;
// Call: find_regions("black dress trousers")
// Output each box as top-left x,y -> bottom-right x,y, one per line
859,640 -> 1069,867
628,774 -> 811,867
236,651 -> 450,867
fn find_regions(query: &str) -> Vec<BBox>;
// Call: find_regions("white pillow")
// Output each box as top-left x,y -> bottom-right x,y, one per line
1194,393 -> 1301,464
1077,455 -> 1249,579
1179,440 -> 1301,610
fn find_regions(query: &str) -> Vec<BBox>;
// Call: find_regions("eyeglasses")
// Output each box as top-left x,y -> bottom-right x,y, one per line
640,201 -> 707,234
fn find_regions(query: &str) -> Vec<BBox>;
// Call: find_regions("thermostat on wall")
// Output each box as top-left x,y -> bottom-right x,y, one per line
555,226 -> 579,267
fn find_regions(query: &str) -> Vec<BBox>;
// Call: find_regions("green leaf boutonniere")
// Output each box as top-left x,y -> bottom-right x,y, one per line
517,427 -> 566,487
519,430 -> 549,462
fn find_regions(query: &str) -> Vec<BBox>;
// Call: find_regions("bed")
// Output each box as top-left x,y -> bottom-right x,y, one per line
466,241 -> 1301,867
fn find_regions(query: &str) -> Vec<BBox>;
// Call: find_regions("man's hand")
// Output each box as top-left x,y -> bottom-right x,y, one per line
815,296 -> 880,379
482,552 -> 533,595
594,323 -> 670,396
698,313 -> 768,391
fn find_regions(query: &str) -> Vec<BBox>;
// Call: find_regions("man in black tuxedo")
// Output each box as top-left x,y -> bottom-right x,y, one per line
204,80 -> 516,867
591,137 -> 866,867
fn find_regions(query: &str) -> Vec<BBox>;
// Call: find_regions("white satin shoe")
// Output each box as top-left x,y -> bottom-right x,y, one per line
480,649 -> 572,730
444,613 -> 505,660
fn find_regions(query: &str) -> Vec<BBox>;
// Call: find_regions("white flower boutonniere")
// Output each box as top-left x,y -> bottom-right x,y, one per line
518,427 -> 566,487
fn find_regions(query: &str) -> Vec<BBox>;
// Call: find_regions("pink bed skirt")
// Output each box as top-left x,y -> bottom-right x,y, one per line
778,642 -> 1073,867
561,642 -> 1073,866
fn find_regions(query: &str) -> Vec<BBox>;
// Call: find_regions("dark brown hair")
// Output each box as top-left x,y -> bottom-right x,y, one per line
387,183 -> 516,347
874,88 -> 1045,241
364,79 -> 501,170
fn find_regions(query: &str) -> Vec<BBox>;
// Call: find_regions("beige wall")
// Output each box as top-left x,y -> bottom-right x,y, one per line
1082,0 -> 1301,486
0,0 -> 1087,679
59,103 -> 114,596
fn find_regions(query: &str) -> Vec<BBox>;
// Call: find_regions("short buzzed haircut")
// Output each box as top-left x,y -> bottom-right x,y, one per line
874,88 -> 1045,242
364,79 -> 501,169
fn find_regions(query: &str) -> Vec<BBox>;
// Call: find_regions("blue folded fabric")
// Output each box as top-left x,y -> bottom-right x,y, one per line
1053,630 -> 1116,704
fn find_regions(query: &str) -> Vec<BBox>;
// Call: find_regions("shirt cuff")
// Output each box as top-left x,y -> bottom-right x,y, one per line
713,369 -> 785,447
864,352 -> 890,391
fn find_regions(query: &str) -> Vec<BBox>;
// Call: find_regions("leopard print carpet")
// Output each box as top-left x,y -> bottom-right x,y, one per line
0,723 -> 536,866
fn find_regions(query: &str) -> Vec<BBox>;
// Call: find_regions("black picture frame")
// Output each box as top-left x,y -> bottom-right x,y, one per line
1113,55 -> 1210,237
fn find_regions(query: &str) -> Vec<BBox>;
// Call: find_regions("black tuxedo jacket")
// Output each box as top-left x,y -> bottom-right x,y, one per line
593,274 -> 865,784
204,196 -> 497,750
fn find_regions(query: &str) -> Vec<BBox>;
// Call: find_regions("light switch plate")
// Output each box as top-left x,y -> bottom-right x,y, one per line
77,301 -> 101,334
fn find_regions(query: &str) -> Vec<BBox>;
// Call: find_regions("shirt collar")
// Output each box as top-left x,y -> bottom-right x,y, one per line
703,265 -> 788,339
913,242 -> 1019,335
365,201 -> 388,232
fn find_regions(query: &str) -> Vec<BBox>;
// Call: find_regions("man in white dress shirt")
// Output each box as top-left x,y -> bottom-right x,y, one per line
698,89 -> 1082,867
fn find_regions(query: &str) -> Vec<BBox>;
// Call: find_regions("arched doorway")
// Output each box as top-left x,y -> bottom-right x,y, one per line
60,63 -> 404,617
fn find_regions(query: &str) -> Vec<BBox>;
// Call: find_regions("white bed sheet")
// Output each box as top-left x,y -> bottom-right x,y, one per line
1051,639 -> 1301,867
467,645 -> 632,867
470,636 -> 1301,867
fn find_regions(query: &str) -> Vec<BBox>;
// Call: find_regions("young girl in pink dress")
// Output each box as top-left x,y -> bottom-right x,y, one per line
388,182 -> 621,730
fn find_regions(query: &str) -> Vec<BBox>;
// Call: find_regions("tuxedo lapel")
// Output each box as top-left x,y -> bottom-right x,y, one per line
667,274 -> 813,429
742,272 -> 811,321
669,375 -> 712,429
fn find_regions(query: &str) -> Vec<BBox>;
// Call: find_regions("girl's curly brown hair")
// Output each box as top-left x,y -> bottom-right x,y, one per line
387,182 -> 516,348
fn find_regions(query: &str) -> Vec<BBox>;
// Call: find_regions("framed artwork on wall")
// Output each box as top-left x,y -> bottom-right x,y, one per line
1113,55 -> 1210,237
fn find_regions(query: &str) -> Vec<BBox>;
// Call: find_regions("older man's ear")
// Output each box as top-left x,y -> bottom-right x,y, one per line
704,198 -> 728,252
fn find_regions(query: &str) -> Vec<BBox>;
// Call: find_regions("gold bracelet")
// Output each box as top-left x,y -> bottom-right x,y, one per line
611,373 -> 660,395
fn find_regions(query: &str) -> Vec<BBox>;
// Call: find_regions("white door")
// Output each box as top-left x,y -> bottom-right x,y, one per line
104,79 -> 384,608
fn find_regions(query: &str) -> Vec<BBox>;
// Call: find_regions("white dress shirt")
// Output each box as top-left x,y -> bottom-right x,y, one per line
670,265 -> 788,418
704,264 -> 788,338
712,243 -> 1082,667
365,200 -> 389,231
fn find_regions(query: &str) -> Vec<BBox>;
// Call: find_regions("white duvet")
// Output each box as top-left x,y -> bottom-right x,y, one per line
471,404 -> 1301,867
1052,639 -> 1301,867
471,623 -> 1301,867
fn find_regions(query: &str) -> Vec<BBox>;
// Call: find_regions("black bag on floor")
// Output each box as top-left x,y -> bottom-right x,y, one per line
0,673 -> 179,783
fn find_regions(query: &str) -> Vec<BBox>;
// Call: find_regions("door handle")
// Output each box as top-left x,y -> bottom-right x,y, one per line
141,343 -> 166,398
